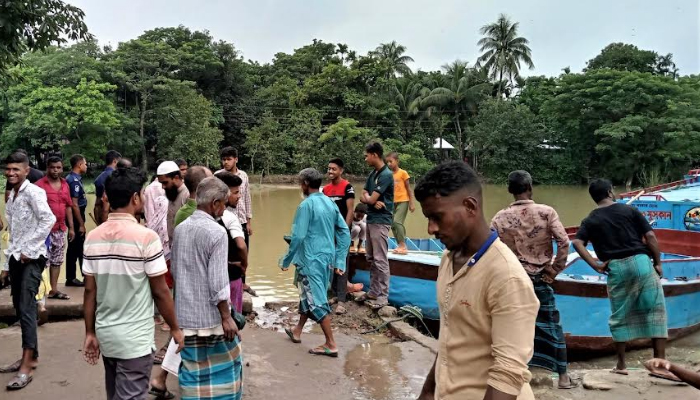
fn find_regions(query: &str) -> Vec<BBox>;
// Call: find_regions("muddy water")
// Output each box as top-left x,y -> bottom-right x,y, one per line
247,183 -> 593,301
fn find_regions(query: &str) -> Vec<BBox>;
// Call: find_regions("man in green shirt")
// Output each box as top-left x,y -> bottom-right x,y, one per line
174,166 -> 212,226
358,142 -> 394,309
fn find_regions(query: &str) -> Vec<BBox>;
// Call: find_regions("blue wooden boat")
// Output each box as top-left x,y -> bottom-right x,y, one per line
344,229 -> 700,352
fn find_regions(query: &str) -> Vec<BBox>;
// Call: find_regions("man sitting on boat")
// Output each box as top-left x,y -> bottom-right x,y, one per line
572,179 -> 676,380
415,161 -> 539,400
491,170 -> 578,389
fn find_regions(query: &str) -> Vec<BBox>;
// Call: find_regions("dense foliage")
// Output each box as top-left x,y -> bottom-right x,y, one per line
1,13 -> 699,185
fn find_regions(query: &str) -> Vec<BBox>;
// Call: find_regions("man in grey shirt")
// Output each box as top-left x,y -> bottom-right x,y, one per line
171,177 -> 242,399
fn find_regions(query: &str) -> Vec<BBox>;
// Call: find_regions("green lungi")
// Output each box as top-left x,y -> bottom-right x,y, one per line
607,254 -> 668,342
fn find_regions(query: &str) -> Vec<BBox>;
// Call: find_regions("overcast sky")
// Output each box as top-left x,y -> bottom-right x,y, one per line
70,0 -> 699,77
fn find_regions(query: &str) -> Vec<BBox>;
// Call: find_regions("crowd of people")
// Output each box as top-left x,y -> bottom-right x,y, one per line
0,138 -> 696,399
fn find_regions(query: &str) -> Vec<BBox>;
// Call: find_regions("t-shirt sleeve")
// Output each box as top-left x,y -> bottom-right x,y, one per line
575,219 -> 590,243
632,207 -> 653,235
144,234 -> 168,276
68,178 -> 81,199
374,171 -> 393,195
222,210 -> 244,239
401,170 -> 410,181
344,182 -> 355,200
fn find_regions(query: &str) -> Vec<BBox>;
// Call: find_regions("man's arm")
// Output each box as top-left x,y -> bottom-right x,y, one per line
549,210 -> 570,272
282,202 -> 310,269
149,274 -> 184,352
71,198 -> 86,233
345,197 -> 355,227
644,231 -> 663,276
233,237 -> 248,273
82,274 -> 100,364
361,190 -> 382,205
245,177 -> 253,235
27,192 -> 56,256
66,206 -> 75,242
485,276 -> 539,400
333,210 -> 351,273
417,356 -> 437,400
572,239 -> 609,274
404,176 -> 415,212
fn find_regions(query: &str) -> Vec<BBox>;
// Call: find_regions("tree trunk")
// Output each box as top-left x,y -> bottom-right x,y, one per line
497,66 -> 504,100
455,112 -> 464,160
139,96 -> 148,170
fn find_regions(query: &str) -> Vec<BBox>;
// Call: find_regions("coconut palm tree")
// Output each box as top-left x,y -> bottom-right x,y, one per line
477,14 -> 534,98
420,60 -> 491,159
371,41 -> 414,78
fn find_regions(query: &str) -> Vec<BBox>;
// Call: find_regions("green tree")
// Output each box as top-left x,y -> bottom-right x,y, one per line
319,118 -> 374,174
0,0 -> 92,72
371,41 -> 414,77
244,113 -> 288,176
477,13 -> 534,98
585,43 -> 658,73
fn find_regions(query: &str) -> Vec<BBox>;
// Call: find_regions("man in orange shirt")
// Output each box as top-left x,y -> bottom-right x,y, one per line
386,152 -> 414,255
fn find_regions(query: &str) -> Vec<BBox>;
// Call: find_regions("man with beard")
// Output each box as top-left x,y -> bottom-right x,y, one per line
174,166 -> 213,226
157,161 -> 189,247
415,161 -> 539,400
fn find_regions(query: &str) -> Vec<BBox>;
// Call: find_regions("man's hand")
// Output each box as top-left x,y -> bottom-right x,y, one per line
593,260 -> 610,275
645,358 -> 671,372
68,228 -> 76,242
222,316 -> 240,342
171,328 -> 185,354
246,222 -> 253,236
542,266 -> 558,283
1,270 -> 8,281
409,202 -> 415,213
83,333 -> 101,365
19,254 -> 30,264
335,268 -> 344,276
375,201 -> 385,210
654,264 -> 663,277
79,224 -> 86,235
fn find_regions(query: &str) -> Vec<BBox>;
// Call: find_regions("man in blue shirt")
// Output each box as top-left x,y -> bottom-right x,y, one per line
358,142 -> 394,309
93,150 -> 121,226
65,154 -> 88,287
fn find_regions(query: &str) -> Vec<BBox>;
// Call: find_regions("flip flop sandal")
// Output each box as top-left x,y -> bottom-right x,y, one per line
285,328 -> 301,343
649,371 -> 683,383
309,347 -> 338,358
558,377 -> 582,389
149,386 -> 176,399
48,292 -> 70,300
610,368 -> 629,376
6,373 -> 32,390
335,305 -> 348,315
0,360 -> 22,374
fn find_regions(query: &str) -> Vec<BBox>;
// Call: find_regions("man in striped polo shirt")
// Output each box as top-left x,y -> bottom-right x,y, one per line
82,168 -> 184,400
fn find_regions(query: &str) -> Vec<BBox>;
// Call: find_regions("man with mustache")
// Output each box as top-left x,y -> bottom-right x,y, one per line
157,161 -> 189,249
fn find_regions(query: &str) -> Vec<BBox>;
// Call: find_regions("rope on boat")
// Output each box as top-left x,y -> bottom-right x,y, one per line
361,305 -> 434,338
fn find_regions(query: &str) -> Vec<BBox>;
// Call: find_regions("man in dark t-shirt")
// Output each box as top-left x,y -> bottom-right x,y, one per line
572,179 -> 671,380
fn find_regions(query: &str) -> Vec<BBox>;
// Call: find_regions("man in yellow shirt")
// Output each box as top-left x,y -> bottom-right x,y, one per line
386,152 -> 415,254
414,161 -> 539,400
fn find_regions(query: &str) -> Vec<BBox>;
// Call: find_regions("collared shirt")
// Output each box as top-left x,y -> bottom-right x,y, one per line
174,198 -> 197,227
166,184 -> 189,243
34,177 -> 72,232
171,210 -> 230,330
217,168 -> 252,223
491,199 -> 570,274
94,167 -> 114,199
83,213 -> 167,359
143,179 -> 170,260
3,180 -> 56,270
364,164 -> 394,225
66,171 -> 87,208
436,236 -> 539,399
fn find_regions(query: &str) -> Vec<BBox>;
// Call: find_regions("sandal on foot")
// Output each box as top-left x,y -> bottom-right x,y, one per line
610,367 -> 629,376
335,304 -> 347,315
355,293 -> 377,302
285,328 -> 301,343
347,283 -> 364,293
558,377 -> 582,389
309,346 -> 338,358
47,291 -> 70,300
6,373 -> 32,390
649,371 -> 683,382
149,386 -> 176,399
0,360 -> 22,374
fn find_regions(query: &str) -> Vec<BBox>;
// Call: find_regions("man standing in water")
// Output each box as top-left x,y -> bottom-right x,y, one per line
572,179 -> 674,380
415,161 -> 539,400
1,152 -> 55,390
218,147 -> 256,296
82,167 -> 183,400
65,154 -> 88,287
357,142 -> 394,309
172,177 -> 242,399
35,156 -> 75,301
282,168 -> 350,357
491,170 -> 577,389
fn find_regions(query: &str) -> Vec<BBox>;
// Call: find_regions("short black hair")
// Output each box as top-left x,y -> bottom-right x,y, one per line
5,152 -> 29,166
215,171 -> 243,188
355,203 -> 368,213
589,179 -> 613,203
116,158 -> 132,169
105,150 -> 121,166
386,152 -> 399,160
220,146 -> 238,159
70,154 -> 85,168
507,170 -> 533,195
329,158 -> 344,169
184,166 -> 210,193
415,161 -> 481,202
175,158 -> 187,168
365,142 -> 384,158
105,167 -> 147,209
46,156 -> 63,166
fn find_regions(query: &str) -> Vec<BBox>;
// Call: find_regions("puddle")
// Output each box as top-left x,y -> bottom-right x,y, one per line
344,337 -> 419,400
